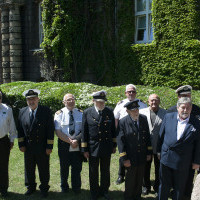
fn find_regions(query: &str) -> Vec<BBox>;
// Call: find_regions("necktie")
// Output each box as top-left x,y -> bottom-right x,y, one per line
69,111 -> 75,135
134,120 -> 140,140
30,110 -> 34,124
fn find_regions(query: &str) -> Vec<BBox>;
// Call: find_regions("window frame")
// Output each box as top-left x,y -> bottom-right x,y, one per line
135,0 -> 153,44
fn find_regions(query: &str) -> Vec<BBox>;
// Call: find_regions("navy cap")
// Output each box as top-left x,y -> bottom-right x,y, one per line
23,89 -> 40,98
175,85 -> 192,95
124,100 -> 140,110
92,90 -> 107,102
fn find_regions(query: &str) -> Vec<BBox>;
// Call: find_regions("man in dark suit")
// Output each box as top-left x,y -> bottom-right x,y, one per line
158,97 -> 200,200
17,89 -> 54,198
167,85 -> 200,199
81,90 -> 116,200
117,100 -> 152,200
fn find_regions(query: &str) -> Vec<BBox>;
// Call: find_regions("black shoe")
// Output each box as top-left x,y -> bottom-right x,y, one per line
1,191 -> 8,197
61,188 -> 69,193
102,193 -> 112,200
25,189 -> 36,196
41,191 -> 48,198
73,189 -> 81,194
115,176 -> 124,185
142,187 -> 150,195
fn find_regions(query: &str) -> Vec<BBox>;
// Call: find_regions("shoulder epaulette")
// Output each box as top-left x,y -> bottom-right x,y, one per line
56,110 -> 62,115
78,109 -> 83,113
117,100 -> 123,105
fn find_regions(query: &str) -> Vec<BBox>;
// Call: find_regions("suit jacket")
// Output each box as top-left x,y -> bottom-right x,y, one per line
140,107 -> 166,154
17,105 -> 54,153
117,114 -> 152,166
81,106 -> 116,157
157,112 -> 200,171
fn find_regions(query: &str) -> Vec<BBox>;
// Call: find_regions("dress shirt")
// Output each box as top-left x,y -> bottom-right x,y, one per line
114,98 -> 147,120
54,107 -> 82,151
0,103 -> 17,142
177,114 -> 190,140
29,107 -> 38,118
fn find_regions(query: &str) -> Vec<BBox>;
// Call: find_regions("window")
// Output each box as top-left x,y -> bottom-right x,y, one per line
135,0 -> 153,43
39,2 -> 44,45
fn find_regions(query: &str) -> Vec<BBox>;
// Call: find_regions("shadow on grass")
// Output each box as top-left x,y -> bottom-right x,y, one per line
2,189 -> 157,200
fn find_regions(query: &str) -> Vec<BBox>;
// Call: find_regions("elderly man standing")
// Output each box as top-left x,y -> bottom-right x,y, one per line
117,100 -> 152,200
140,94 -> 166,196
167,85 -> 200,199
54,93 -> 83,194
81,90 -> 116,200
114,84 -> 147,184
157,97 -> 200,200
0,91 -> 17,197
17,89 -> 54,198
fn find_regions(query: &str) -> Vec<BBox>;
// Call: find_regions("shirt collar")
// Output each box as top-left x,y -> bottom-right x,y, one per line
177,114 -> 190,123
29,107 -> 38,113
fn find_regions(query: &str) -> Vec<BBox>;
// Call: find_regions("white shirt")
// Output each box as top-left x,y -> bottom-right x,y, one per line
177,114 -> 190,140
29,107 -> 38,118
54,107 -> 82,151
114,98 -> 147,120
0,103 -> 17,142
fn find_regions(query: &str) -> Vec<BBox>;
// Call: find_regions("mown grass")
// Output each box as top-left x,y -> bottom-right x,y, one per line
4,139 -> 160,200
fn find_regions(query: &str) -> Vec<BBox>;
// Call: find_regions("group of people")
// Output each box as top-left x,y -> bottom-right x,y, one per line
0,84 -> 200,200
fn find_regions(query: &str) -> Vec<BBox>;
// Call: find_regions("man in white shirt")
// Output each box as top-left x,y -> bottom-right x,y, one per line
54,93 -> 83,194
114,84 -> 147,184
0,91 -> 17,197
157,97 -> 200,200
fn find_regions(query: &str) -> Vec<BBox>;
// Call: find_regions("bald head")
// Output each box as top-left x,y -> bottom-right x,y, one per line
148,94 -> 160,112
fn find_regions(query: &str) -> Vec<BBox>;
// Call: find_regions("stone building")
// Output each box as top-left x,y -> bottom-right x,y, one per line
0,0 -> 42,83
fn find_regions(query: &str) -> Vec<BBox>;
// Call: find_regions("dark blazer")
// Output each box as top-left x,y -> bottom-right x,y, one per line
117,114 -> 152,166
81,106 -> 116,157
17,105 -> 54,153
157,112 -> 200,171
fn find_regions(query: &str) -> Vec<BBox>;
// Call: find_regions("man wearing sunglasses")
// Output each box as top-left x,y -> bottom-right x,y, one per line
114,84 -> 147,185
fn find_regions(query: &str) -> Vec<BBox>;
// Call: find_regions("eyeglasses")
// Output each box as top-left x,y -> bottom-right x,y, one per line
63,99 -> 75,103
127,91 -> 136,94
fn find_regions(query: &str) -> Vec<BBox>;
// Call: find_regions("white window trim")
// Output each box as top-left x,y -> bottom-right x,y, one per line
39,2 -> 44,45
135,0 -> 153,44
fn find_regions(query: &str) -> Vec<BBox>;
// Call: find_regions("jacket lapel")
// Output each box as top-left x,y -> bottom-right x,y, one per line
127,115 -> 138,134
30,106 -> 40,132
91,106 -> 100,122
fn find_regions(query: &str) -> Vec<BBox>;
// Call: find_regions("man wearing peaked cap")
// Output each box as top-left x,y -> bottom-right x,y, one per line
114,84 -> 147,185
117,99 -> 152,200
81,90 -> 116,200
17,89 -> 54,198
167,85 -> 200,200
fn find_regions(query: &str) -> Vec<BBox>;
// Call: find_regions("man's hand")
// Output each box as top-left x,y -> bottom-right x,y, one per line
147,155 -> 151,161
70,140 -> 78,148
112,147 -> 116,154
124,160 -> 131,167
192,163 -> 200,170
10,142 -> 14,150
84,152 -> 89,159
20,146 -> 26,152
46,149 -> 52,155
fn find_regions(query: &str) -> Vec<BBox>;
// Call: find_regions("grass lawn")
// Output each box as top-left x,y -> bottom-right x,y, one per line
3,139 -> 165,200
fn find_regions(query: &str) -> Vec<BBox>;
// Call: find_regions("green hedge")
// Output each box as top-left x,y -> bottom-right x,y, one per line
1,82 -> 200,120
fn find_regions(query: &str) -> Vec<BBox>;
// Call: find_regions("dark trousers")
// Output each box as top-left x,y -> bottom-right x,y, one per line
0,136 -> 10,192
24,149 -> 50,192
143,154 -> 160,192
124,164 -> 145,200
184,167 -> 195,198
118,158 -> 126,178
158,163 -> 189,200
89,155 -> 111,198
58,140 -> 82,191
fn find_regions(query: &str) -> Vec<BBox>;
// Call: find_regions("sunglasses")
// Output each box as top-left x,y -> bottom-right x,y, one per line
127,91 -> 136,94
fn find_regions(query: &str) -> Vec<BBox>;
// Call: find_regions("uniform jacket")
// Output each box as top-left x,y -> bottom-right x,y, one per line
157,112 -> 200,171
117,114 -> 152,166
17,105 -> 54,153
139,107 -> 166,154
81,106 -> 116,157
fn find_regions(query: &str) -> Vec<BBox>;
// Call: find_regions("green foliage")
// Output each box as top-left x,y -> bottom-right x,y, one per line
132,0 -> 200,88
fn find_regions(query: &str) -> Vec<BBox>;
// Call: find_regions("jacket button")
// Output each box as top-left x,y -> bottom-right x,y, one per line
138,150 -> 140,152
99,131 -> 101,134
105,131 -> 107,133
99,139 -> 101,141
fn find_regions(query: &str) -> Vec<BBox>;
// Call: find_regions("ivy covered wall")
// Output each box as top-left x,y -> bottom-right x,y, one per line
41,0 -> 200,88
132,0 -> 200,88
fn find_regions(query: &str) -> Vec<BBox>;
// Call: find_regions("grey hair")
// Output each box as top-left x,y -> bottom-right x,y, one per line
126,84 -> 136,92
177,97 -> 192,108
63,93 -> 75,101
